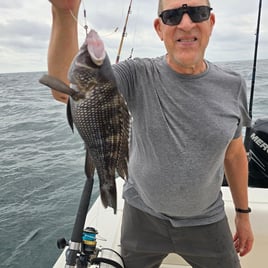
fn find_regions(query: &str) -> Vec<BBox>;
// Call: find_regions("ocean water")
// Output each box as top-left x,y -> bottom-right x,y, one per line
0,59 -> 267,267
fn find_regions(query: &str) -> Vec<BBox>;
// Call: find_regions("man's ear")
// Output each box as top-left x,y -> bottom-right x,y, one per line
154,18 -> 164,41
209,13 -> 216,36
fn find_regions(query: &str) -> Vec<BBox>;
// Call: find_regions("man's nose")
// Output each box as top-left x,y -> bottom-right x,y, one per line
177,13 -> 195,30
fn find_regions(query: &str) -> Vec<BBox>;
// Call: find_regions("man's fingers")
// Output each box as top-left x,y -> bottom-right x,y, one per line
239,239 -> 254,257
233,231 -> 254,257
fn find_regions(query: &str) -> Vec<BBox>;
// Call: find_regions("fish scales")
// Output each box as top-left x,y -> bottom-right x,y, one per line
39,30 -> 130,213
72,85 -> 125,172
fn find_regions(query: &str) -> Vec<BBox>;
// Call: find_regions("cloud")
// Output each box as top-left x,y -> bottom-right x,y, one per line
0,1 -> 24,9
0,0 -> 267,73
0,18 -> 50,73
0,19 -> 50,55
206,0 -> 267,61
1,19 -> 49,38
1,20 -> 50,43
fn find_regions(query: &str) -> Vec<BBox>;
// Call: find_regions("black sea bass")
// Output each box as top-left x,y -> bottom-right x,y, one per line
39,30 -> 130,213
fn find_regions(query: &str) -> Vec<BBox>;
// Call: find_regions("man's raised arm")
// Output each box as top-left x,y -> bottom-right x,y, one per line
47,0 -> 81,103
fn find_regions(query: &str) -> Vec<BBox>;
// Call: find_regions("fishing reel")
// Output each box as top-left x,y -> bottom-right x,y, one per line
57,227 -> 98,267
57,227 -> 125,268
81,227 -> 98,256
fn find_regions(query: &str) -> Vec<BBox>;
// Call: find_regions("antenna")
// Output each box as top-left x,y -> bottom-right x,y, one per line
244,0 -> 262,151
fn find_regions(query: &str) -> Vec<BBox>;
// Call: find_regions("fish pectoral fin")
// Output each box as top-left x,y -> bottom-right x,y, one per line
67,99 -> 74,132
39,74 -> 84,100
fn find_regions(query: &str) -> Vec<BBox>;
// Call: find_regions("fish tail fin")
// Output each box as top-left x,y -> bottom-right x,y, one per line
100,179 -> 117,214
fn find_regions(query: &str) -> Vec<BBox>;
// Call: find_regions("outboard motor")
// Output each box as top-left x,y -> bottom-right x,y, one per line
248,118 -> 268,188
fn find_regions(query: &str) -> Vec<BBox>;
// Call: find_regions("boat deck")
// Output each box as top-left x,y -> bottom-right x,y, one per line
54,179 -> 268,267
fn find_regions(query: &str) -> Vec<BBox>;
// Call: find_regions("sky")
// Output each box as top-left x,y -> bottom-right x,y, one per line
0,0 -> 267,73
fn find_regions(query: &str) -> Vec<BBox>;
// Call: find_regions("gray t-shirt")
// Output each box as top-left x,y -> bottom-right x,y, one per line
113,56 -> 251,227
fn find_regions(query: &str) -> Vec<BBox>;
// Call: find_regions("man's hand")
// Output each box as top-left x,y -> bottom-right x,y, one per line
48,0 -> 81,12
233,214 -> 254,257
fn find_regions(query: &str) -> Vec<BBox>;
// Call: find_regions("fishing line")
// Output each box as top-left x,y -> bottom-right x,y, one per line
129,0 -> 139,59
69,0 -> 90,36
69,0 -> 119,38
102,27 -> 119,37
82,0 -> 89,34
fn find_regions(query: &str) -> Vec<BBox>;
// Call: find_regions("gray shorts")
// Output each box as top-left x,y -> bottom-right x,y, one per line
120,202 -> 240,268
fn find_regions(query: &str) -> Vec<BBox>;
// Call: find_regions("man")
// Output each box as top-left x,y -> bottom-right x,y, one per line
47,0 -> 254,267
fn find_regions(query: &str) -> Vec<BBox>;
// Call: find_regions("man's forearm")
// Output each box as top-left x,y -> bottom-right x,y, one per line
224,137 -> 249,210
225,158 -> 249,210
48,5 -> 79,103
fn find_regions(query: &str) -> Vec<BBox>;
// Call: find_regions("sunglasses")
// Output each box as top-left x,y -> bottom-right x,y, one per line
159,4 -> 213,26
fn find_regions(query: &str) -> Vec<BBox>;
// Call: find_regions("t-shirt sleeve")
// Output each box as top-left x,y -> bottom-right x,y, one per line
233,78 -> 252,139
112,60 -> 136,103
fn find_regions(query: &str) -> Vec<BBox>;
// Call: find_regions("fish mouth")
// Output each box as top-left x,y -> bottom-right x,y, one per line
87,30 -> 106,66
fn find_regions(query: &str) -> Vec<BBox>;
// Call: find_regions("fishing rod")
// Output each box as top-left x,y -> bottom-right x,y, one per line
244,0 -> 262,151
57,155 -> 125,267
116,0 -> 133,63
56,154 -> 94,268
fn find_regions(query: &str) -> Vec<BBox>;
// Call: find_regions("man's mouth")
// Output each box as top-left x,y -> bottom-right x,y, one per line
178,37 -> 198,42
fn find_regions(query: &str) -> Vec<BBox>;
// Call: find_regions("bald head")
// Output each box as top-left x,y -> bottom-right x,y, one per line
158,0 -> 211,15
